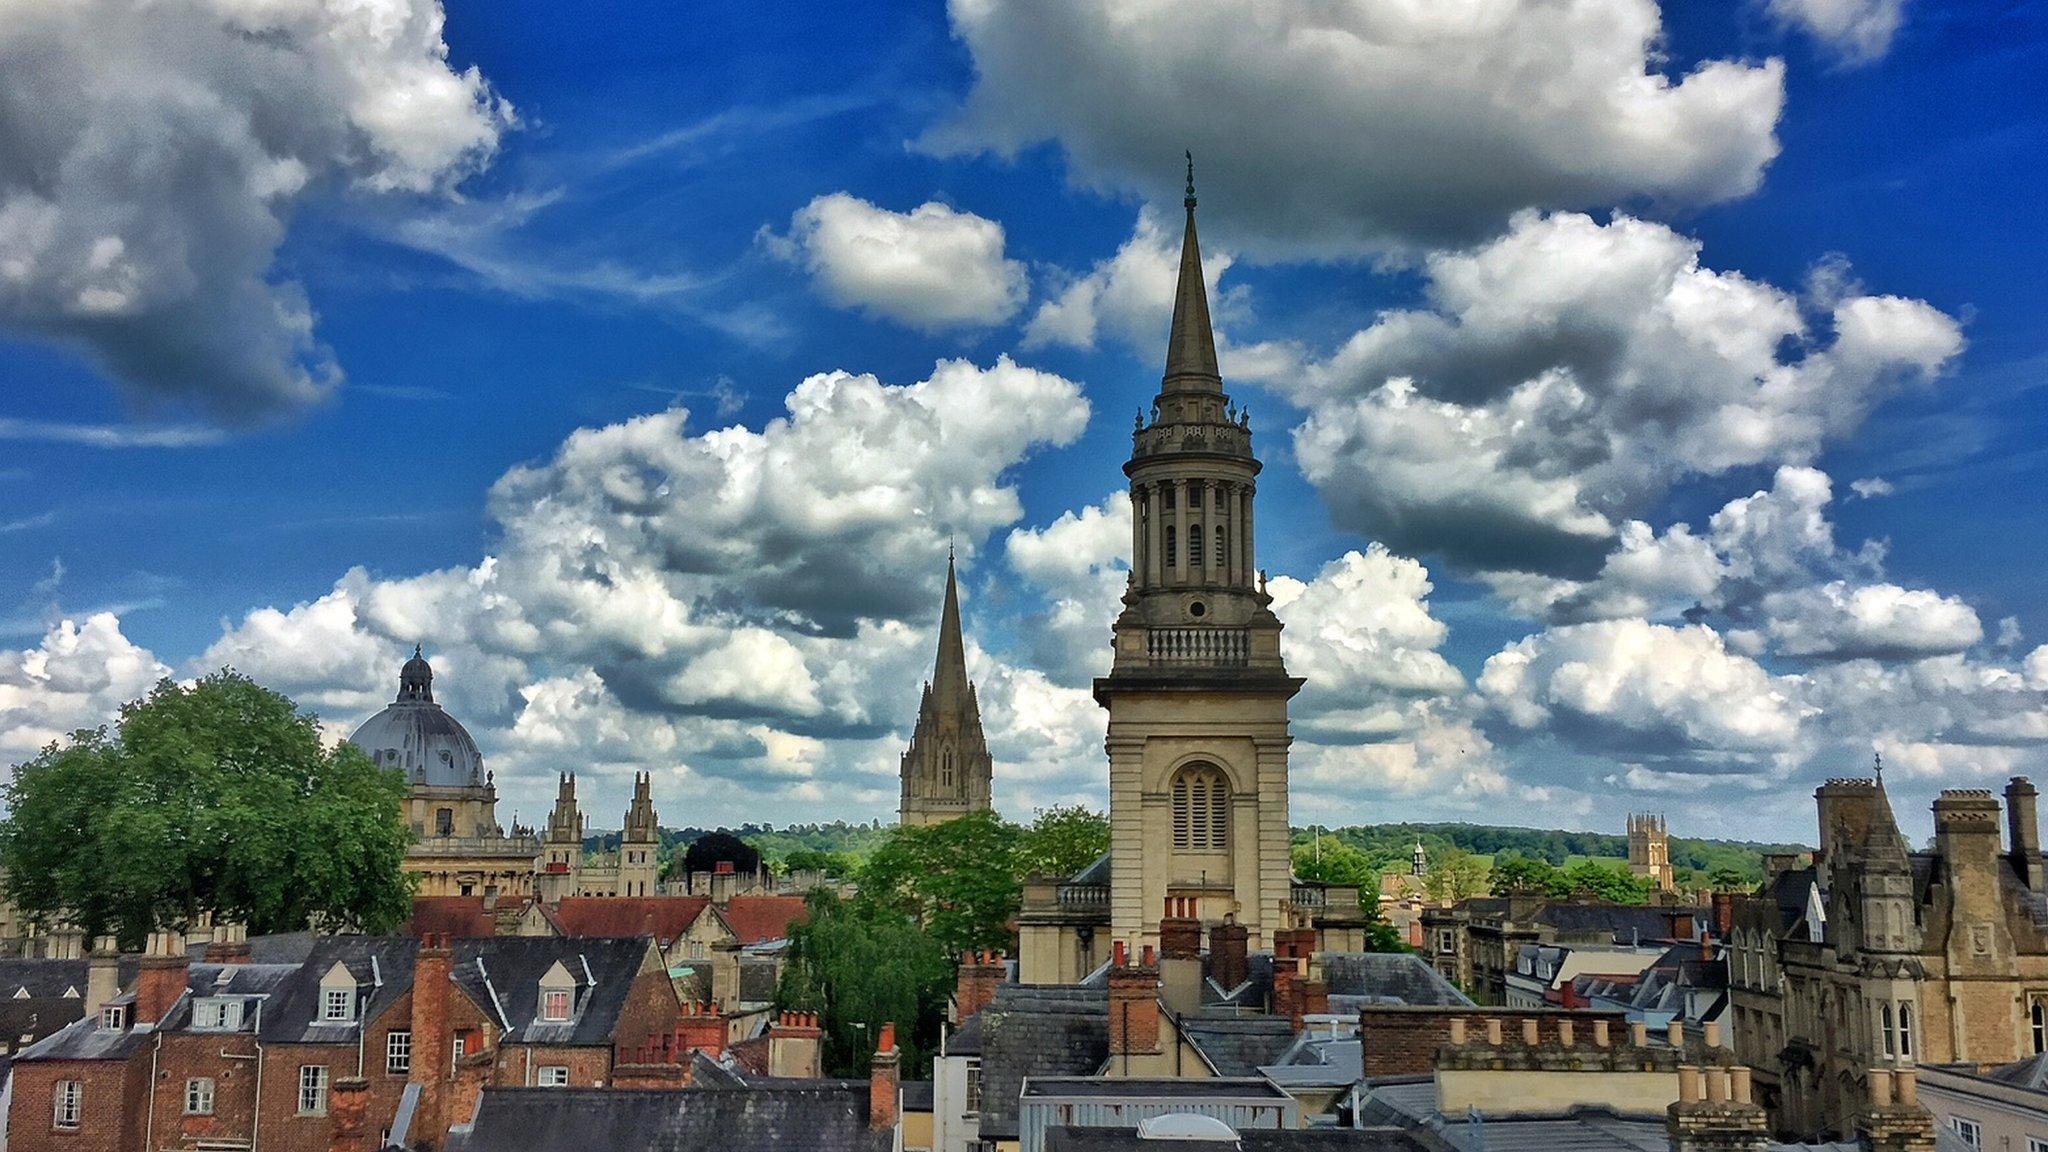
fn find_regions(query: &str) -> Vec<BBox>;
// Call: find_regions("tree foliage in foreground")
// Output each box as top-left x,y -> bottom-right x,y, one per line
855,806 -> 1112,956
0,670 -> 413,946
1488,852 -> 1656,904
775,890 -> 953,1078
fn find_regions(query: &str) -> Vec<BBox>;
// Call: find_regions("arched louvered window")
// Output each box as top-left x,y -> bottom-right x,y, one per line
1170,764 -> 1229,852
1189,523 -> 1204,568
1165,526 -> 1177,570
1215,525 -> 1226,570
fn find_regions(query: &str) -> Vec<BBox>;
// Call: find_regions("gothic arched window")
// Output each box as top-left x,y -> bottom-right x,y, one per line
1170,764 -> 1229,852
941,748 -> 955,788
1879,1002 -> 1896,1058
1898,1001 -> 1913,1059
2031,1000 -> 2046,1054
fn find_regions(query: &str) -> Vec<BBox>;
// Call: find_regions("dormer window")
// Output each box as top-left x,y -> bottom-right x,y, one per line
194,998 -> 243,1030
100,1004 -> 127,1031
317,962 -> 358,1023
537,959 -> 577,1023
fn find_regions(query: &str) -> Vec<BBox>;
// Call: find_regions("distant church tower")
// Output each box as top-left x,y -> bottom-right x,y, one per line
1628,813 -> 1675,892
537,773 -> 586,903
1096,159 -> 1302,950
898,553 -> 994,826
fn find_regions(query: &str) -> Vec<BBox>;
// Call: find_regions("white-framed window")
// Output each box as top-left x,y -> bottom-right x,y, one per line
298,1065 -> 329,1115
53,1080 -> 81,1130
322,988 -> 353,1022
2027,1138 -> 2047,1152
1170,764 -> 1229,852
963,1058 -> 982,1116
195,998 -> 243,1030
386,1029 -> 412,1075
538,1065 -> 570,1087
1899,1001 -> 1914,1059
541,989 -> 572,1022
1951,1117 -> 1982,1150
185,1077 -> 214,1116
2034,997 -> 2048,1054
100,1004 -> 127,1031
453,1034 -> 467,1061
1879,1002 -> 1896,1057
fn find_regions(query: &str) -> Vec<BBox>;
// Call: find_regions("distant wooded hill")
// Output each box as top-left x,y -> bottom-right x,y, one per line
1297,821 -> 1810,884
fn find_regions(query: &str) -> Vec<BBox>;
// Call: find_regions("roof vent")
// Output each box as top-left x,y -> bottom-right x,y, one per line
1136,1113 -> 1239,1141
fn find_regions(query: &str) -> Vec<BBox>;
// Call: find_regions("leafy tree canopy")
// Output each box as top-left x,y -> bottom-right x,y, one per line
776,890 -> 953,1078
0,670 -> 412,946
1018,805 -> 1111,879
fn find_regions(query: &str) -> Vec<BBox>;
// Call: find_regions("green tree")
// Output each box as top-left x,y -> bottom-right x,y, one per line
1554,860 -> 1654,904
776,890 -> 953,1078
0,671 -> 412,945
1708,866 -> 1751,892
1018,806 -> 1110,878
780,848 -> 855,878
1488,853 -> 1559,894
1421,847 -> 1489,902
856,810 -> 1023,955
1291,835 -> 1380,890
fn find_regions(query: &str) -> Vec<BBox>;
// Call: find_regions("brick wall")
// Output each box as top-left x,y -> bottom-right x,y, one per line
487,1044 -> 614,1088
7,1057 -> 146,1152
148,1031 -> 261,1148
257,1044 -> 352,1152
1358,1007 -> 1631,1078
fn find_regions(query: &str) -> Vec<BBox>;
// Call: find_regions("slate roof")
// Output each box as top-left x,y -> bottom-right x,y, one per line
451,1084 -> 894,1152
546,897 -> 713,947
976,985 -> 1109,1140
901,1079 -> 934,1111
450,936 -> 658,1047
1045,1127 -> 1425,1151
1975,1051 -> 2048,1090
1202,951 -> 1275,1008
1323,954 -> 1471,1008
946,1010 -> 987,1057
689,1051 -> 747,1088
1533,904 -> 1695,945
716,896 -> 809,945
258,935 -> 420,1044
1179,1015 -> 1298,1076
11,1013 -> 151,1062
1261,1035 -> 1363,1089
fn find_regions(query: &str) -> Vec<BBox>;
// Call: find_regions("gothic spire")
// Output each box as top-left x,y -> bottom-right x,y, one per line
1162,151 -> 1222,394
932,550 -> 970,709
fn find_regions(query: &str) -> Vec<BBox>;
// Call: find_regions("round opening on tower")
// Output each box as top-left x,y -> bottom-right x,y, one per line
1188,601 -> 1207,618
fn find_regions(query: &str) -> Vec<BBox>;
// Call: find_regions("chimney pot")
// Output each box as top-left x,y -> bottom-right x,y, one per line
1593,1020 -> 1611,1047
1485,1018 -> 1502,1046
1521,1018 -> 1539,1046
1870,1068 -> 1894,1107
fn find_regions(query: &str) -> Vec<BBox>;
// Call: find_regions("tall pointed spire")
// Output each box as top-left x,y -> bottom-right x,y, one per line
1163,150 -> 1221,393
932,549 -> 970,708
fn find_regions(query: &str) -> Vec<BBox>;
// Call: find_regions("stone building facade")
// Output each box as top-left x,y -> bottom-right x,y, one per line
536,771 -> 662,900
1094,164 -> 1300,953
899,553 -> 995,827
1727,774 -> 2048,1140
349,648 -> 540,900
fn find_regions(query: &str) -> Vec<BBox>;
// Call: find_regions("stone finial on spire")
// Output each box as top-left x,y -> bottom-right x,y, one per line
1163,153 -> 1221,392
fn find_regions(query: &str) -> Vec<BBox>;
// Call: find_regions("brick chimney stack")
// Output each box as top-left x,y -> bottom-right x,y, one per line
767,1011 -> 824,1078
1158,897 -> 1201,960
869,1022 -> 900,1132
134,930 -> 191,1025
1862,1068 -> 1940,1152
204,921 -> 253,965
955,950 -> 1006,1020
677,1001 -> 727,1054
1108,943 -> 1162,1062
328,1076 -> 369,1152
1667,1061 -> 1771,1152
409,933 -> 455,1147
1209,916 -> 1249,991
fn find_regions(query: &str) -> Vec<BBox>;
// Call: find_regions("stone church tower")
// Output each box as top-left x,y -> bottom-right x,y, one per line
898,554 -> 994,826
1095,161 -> 1301,950
1628,812 -> 1675,892
535,770 -> 663,900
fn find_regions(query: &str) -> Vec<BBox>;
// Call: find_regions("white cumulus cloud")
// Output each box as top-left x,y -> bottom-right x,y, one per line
770,193 -> 1028,331
1766,0 -> 1909,67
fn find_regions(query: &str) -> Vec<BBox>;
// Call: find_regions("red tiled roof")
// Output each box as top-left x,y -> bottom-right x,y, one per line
405,896 -> 500,939
716,895 -> 809,945
547,897 -> 714,945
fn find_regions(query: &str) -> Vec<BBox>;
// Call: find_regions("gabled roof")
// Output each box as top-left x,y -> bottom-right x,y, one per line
545,897 -> 713,945
976,985 -> 1109,1140
716,895 -> 809,945
1179,1015 -> 1297,1077
945,1010 -> 987,1057
449,936 -> 658,1047
1324,953 -> 1471,1008
454,1084 -> 894,1152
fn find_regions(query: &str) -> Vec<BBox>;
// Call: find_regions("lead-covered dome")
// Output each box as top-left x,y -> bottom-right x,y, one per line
348,646 -> 486,787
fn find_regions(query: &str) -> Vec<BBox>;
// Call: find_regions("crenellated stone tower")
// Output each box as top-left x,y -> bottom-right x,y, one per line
898,553 -> 995,826
1095,159 -> 1301,951
535,770 -> 662,900
1628,812 -> 1675,892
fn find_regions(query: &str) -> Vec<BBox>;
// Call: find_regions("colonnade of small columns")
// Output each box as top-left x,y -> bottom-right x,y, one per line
1130,478 -> 1255,589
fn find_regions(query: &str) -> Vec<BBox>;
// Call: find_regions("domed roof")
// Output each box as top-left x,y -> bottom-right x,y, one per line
348,646 -> 487,788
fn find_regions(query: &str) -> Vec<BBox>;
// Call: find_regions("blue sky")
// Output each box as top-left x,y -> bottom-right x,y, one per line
1,0 -> 2043,843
